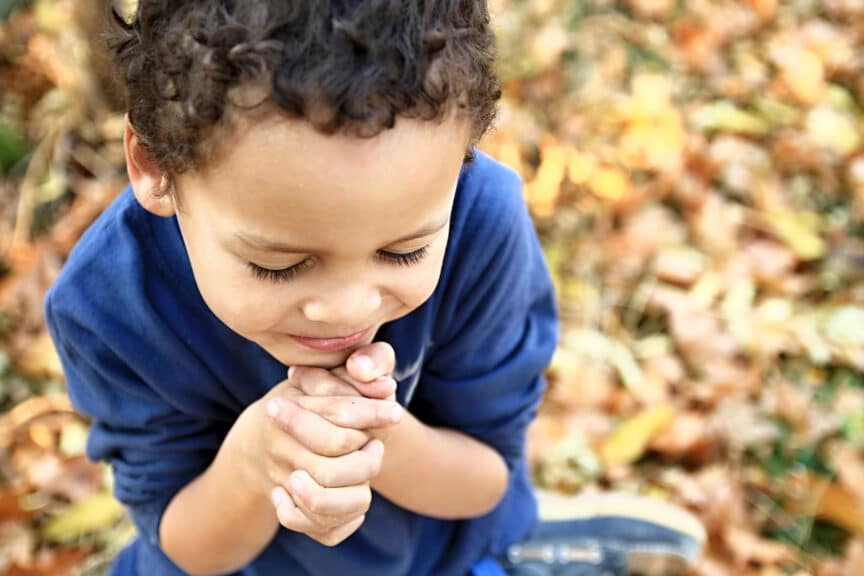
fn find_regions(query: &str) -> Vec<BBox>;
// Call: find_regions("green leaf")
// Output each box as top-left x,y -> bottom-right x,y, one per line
690,101 -> 770,135
0,0 -> 28,22
0,119 -> 30,174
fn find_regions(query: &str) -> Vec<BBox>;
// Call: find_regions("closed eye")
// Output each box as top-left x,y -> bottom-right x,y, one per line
376,246 -> 429,266
247,246 -> 430,283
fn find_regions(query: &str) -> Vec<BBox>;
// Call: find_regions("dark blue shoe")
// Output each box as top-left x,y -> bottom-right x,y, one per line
479,491 -> 706,576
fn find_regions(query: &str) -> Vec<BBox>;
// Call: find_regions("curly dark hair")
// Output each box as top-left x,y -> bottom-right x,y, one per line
109,1 -> 502,192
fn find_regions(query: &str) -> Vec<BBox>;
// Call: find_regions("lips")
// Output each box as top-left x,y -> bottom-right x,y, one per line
289,327 -> 373,352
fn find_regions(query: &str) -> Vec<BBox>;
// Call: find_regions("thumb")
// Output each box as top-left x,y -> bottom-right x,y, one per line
331,366 -> 397,400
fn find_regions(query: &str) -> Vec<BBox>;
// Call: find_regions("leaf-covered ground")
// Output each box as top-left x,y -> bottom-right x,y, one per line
1,0 -> 863,574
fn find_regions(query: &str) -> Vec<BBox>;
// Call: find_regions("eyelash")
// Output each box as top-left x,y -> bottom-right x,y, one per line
247,246 -> 430,283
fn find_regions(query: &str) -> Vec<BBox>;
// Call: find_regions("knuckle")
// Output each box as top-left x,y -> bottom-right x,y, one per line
320,536 -> 340,547
306,493 -> 325,514
314,467 -> 334,488
330,433 -> 351,455
278,402 -> 299,432
275,506 -> 292,530
366,453 -> 382,478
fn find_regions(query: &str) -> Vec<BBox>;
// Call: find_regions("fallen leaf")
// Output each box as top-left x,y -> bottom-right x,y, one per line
763,210 -> 826,261
588,165 -> 632,203
600,405 -> 675,466
725,525 -> 797,567
816,481 -> 864,534
40,491 -> 125,544
805,106 -> 862,157
16,329 -> 63,380
650,411 -> 713,460
691,101 -> 770,135
524,137 -> 566,218
654,247 -> 706,286
0,521 -> 35,574
6,547 -> 89,576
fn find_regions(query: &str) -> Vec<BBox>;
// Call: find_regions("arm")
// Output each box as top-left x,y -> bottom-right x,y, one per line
371,410 -> 508,519
158,399 -> 279,575
159,387 -> 397,575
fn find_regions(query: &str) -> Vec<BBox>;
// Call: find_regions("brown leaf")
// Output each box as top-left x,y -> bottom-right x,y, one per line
842,538 -> 864,576
627,0 -> 675,19
7,546 -> 90,576
649,411 -> 713,461
654,247 -> 706,286
829,444 -> 864,501
725,525 -> 796,567
0,487 -> 36,522
0,521 -> 35,574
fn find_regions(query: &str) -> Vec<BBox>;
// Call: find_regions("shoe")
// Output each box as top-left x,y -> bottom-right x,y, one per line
495,490 -> 706,575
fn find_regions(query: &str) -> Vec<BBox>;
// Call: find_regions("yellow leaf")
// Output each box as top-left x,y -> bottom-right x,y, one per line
628,74 -> 673,120
781,47 -> 825,105
41,491 -> 126,544
18,330 -> 64,380
524,138 -> 566,218
764,210 -> 825,261
588,166 -> 632,202
566,150 -> 597,185
806,106 -> 862,156
600,405 -> 675,466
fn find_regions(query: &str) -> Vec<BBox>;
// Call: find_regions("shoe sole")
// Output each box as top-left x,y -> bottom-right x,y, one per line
535,490 -> 706,575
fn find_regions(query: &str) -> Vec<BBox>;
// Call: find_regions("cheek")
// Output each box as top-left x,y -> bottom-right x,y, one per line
184,241 -> 292,335
387,250 -> 447,310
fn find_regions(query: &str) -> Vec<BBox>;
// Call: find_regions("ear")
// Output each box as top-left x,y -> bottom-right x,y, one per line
124,115 -> 176,217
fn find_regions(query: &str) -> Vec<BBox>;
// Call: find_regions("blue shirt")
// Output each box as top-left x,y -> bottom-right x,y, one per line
44,150 -> 559,576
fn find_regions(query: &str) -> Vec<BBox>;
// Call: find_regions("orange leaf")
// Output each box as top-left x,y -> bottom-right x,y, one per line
817,482 -> 864,534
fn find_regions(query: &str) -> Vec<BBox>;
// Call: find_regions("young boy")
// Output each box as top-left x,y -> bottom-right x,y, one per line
45,2 -> 703,575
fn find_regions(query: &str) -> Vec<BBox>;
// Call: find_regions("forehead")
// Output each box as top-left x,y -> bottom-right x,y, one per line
178,112 -> 471,248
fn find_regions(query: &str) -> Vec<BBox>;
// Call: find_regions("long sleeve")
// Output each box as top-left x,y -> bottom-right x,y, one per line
413,159 -> 559,473
45,292 -> 227,549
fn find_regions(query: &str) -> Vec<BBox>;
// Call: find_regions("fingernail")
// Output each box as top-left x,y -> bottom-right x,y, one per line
287,366 -> 295,380
271,487 -> 283,508
389,404 -> 402,423
290,476 -> 303,495
267,398 -> 282,418
352,355 -> 374,375
369,440 -> 384,459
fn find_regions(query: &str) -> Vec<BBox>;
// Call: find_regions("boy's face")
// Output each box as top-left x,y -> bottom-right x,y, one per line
129,113 -> 470,369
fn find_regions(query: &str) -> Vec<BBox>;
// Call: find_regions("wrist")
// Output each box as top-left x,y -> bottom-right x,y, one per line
221,398 -> 273,504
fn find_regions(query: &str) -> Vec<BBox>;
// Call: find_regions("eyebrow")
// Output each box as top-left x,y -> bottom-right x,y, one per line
234,214 -> 451,254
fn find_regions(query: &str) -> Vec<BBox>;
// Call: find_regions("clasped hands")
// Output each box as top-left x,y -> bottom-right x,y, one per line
252,343 -> 402,546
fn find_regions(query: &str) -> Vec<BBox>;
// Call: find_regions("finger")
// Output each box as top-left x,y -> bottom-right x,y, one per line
287,470 -> 372,528
303,439 -> 384,488
272,486 -> 321,534
346,342 -> 396,382
267,397 -> 370,457
273,486 -> 365,546
331,368 -> 397,401
316,513 -> 366,547
294,395 -> 402,429
288,366 -> 360,397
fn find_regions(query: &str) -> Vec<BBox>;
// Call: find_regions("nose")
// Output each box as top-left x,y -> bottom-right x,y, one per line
302,281 -> 382,326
